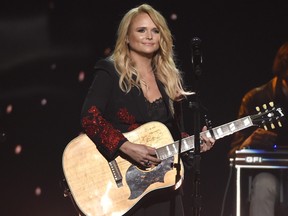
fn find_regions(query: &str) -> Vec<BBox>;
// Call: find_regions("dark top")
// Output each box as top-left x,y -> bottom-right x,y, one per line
145,98 -> 168,121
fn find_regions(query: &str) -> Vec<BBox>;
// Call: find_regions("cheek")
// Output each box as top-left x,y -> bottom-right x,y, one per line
154,40 -> 160,49
154,36 -> 161,44
128,34 -> 142,44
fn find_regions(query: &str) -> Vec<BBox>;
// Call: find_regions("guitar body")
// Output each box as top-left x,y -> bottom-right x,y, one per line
62,104 -> 285,216
62,121 -> 184,216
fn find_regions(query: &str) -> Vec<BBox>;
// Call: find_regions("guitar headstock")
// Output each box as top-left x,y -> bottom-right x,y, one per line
251,102 -> 285,130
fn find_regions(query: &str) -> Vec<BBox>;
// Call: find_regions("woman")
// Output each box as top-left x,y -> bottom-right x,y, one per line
80,4 -> 215,216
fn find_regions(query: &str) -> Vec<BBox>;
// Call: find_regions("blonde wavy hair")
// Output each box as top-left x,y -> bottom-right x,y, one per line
109,4 -> 192,101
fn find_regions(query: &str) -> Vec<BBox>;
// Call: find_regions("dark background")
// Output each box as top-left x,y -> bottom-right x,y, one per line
1,0 -> 288,215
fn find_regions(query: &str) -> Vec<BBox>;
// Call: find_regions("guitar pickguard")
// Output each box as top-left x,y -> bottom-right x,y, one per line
126,157 -> 174,199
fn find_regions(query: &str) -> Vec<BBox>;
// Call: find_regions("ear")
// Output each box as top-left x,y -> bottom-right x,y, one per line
125,36 -> 129,44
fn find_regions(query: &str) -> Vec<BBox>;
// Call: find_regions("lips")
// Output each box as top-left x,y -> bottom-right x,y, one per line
142,43 -> 154,46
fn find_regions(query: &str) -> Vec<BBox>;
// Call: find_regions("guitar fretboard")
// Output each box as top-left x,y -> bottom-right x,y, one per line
156,116 -> 253,160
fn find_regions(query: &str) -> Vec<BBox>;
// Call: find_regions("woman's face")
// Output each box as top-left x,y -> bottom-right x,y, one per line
126,12 -> 160,58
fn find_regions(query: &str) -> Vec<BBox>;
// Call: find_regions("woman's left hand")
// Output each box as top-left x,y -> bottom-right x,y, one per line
200,126 -> 215,152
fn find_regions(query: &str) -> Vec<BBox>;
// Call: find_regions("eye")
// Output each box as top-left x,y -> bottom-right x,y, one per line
137,28 -> 146,33
152,28 -> 160,34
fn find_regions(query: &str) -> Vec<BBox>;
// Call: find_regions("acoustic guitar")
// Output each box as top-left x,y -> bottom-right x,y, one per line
62,103 -> 285,216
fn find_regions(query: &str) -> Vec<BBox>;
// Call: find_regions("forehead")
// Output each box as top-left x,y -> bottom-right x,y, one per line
130,12 -> 156,28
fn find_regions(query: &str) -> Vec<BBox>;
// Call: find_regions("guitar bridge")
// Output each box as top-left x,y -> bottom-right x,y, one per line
108,160 -> 123,187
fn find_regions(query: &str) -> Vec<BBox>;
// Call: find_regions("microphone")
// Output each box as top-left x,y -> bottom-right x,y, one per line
191,37 -> 202,76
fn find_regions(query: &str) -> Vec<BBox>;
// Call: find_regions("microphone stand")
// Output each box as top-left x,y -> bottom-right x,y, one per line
189,37 -> 203,216
189,68 -> 202,216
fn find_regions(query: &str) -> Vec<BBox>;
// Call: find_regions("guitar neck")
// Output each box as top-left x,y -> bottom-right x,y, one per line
156,115 -> 254,160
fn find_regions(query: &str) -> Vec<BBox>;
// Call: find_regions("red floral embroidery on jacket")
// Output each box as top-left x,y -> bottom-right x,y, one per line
81,106 -> 125,152
181,132 -> 190,138
117,107 -> 140,131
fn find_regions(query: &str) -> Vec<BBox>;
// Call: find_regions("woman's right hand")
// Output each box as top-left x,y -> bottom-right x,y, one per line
119,141 -> 161,167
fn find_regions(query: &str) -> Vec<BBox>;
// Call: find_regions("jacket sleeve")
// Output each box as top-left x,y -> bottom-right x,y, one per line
80,60 -> 127,161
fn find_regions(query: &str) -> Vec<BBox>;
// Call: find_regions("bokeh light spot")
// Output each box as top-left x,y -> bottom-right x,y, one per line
6,104 -> 13,114
15,145 -> 22,154
170,13 -> 177,20
51,63 -> 56,70
78,71 -> 85,82
104,47 -> 111,56
35,187 -> 42,196
41,98 -> 47,106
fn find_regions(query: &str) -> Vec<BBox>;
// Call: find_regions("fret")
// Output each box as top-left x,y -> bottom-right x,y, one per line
210,116 -> 253,139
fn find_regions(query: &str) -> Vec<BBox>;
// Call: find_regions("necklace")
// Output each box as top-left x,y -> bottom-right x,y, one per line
140,70 -> 155,92
140,80 -> 149,91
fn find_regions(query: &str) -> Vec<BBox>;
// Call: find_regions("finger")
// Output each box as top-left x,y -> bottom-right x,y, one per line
143,160 -> 152,167
202,125 -> 208,131
200,137 -> 211,146
144,161 -> 149,166
141,160 -> 148,166
145,159 -> 159,166
200,144 -> 209,152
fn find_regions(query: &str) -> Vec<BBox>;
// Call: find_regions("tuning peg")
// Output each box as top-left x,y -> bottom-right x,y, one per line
255,106 -> 260,112
263,124 -> 268,130
269,101 -> 274,107
262,104 -> 267,110
278,120 -> 283,127
270,123 -> 275,129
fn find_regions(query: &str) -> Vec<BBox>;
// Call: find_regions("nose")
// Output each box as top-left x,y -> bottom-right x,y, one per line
146,31 -> 152,40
